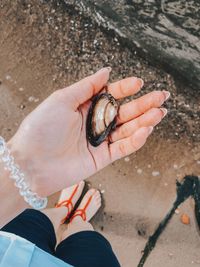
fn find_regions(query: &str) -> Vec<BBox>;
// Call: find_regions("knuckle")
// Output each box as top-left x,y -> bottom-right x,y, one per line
119,80 -> 126,96
135,118 -> 141,129
118,108 -> 126,122
118,142 -> 127,157
120,125 -> 128,137
131,138 -> 141,152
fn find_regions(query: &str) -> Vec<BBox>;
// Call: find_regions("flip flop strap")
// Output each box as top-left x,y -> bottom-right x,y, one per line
55,199 -> 73,215
70,194 -> 93,222
55,184 -> 79,209
55,184 -> 79,222
71,209 -> 87,221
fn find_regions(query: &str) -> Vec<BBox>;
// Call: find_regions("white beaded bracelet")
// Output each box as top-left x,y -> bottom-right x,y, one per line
0,136 -> 47,210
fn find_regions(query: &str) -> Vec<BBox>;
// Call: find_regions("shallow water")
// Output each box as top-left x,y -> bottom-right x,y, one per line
66,0 -> 200,88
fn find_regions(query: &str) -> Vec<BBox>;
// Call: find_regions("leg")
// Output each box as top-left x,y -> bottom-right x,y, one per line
1,182 -> 85,254
1,209 -> 57,254
42,206 -> 68,233
56,189 -> 121,267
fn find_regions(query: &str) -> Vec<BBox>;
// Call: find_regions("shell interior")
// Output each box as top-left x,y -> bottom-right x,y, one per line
86,93 -> 118,147
92,96 -> 117,136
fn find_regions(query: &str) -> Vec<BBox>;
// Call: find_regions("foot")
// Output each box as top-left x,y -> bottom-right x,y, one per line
71,189 -> 102,222
56,181 -> 85,221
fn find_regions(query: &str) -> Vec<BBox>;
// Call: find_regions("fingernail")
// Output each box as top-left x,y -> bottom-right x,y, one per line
98,67 -> 112,73
160,108 -> 168,117
163,91 -> 170,101
138,78 -> 144,88
148,126 -> 154,134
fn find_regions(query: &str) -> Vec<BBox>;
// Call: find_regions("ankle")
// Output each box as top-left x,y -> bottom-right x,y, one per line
57,206 -> 68,222
61,220 -> 94,242
71,215 -> 85,224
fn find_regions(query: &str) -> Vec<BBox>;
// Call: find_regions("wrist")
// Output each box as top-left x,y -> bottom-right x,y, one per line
0,161 -> 29,227
2,137 -> 48,209
7,137 -> 43,196
7,138 -> 33,186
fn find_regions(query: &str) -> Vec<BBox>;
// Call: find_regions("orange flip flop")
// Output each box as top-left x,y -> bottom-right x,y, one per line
70,191 -> 96,222
55,184 -> 80,224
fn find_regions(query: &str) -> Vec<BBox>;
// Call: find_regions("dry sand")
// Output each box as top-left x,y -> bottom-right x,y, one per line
0,1 -> 200,266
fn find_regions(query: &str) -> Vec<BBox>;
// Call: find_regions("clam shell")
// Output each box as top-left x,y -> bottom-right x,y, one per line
86,92 -> 119,147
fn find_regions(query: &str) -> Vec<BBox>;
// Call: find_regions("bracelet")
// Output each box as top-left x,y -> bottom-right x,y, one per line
0,136 -> 47,210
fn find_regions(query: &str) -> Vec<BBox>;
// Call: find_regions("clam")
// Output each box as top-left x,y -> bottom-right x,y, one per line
86,91 -> 119,147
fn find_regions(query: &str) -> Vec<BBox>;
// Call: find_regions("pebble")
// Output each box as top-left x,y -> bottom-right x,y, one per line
20,104 -> 26,110
180,213 -> 190,225
173,164 -> 178,169
152,171 -> 160,177
156,83 -> 161,88
137,168 -> 143,174
18,87 -> 24,92
175,209 -> 180,214
147,164 -> 151,168
164,182 -> 168,186
5,74 -> 11,80
124,157 -> 130,162
28,96 -> 40,103
168,253 -> 173,257
28,96 -> 35,102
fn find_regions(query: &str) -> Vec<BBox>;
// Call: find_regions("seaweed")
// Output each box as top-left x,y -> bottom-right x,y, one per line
138,175 -> 200,267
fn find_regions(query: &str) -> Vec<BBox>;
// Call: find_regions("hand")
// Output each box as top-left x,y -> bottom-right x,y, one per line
8,68 -> 170,197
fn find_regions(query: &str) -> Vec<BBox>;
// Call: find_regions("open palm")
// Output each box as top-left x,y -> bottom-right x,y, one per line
8,68 -> 169,197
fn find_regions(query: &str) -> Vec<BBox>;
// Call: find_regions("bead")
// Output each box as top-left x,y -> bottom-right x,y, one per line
10,165 -> 20,176
0,137 -> 5,155
2,152 -> 10,163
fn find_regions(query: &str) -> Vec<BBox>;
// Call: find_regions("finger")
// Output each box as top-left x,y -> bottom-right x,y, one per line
111,108 -> 167,142
118,90 -> 170,124
109,127 -> 153,162
63,67 -> 111,109
107,77 -> 143,99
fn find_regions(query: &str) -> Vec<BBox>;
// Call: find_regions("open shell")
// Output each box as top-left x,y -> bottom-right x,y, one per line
86,92 -> 119,147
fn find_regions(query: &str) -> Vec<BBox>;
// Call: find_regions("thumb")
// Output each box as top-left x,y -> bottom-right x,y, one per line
65,67 -> 111,109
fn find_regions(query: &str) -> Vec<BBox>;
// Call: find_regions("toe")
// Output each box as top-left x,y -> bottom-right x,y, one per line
79,180 -> 85,189
94,190 -> 101,198
76,181 -> 85,196
87,188 -> 96,196
96,200 -> 102,208
81,189 -> 96,203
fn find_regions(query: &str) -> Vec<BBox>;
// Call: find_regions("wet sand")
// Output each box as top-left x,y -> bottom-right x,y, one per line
1,1 -> 200,266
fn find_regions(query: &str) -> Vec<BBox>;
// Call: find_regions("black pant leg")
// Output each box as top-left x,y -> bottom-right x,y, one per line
1,209 -> 56,255
55,231 -> 121,267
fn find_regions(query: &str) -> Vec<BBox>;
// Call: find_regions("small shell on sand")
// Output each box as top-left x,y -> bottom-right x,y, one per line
152,171 -> 160,177
124,157 -> 130,162
180,213 -> 190,225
